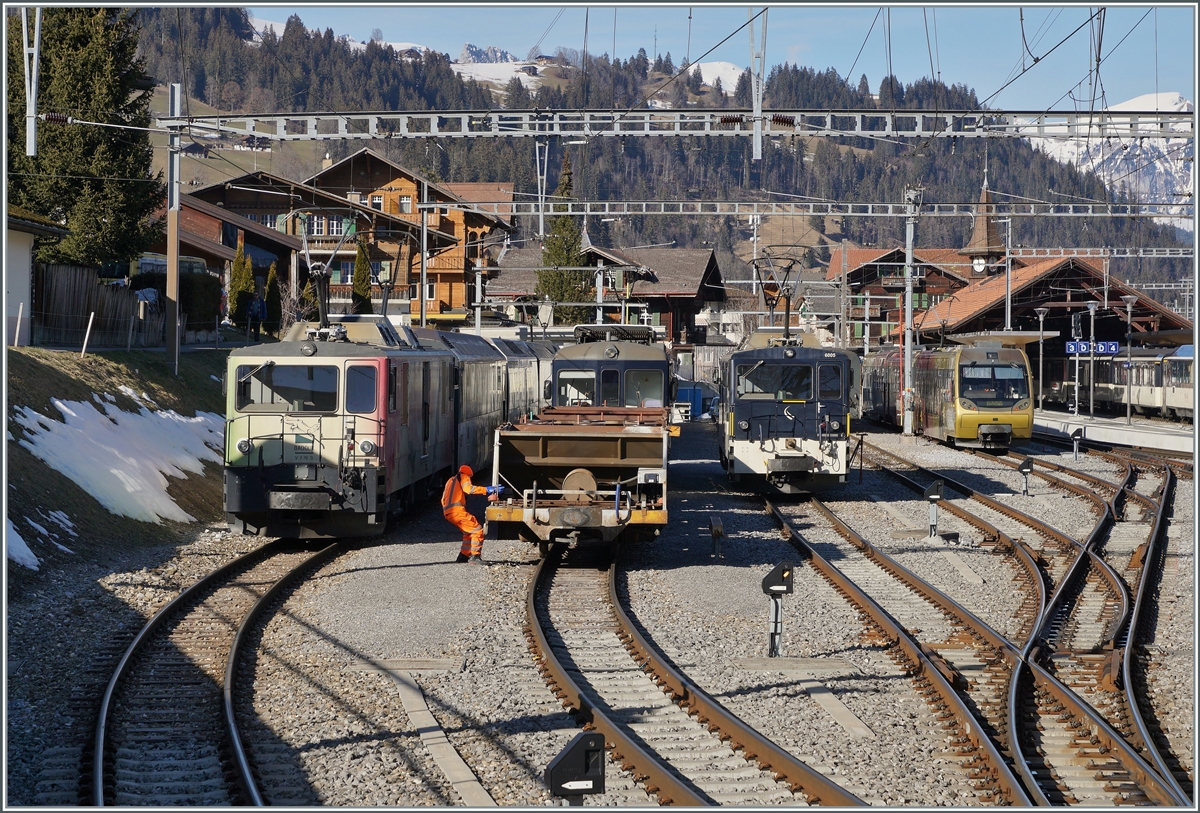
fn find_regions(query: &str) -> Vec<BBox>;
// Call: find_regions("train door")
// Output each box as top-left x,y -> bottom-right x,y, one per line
600,368 -> 620,407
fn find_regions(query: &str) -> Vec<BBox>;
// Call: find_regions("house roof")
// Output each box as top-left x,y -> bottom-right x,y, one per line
914,257 -> 1062,331
305,147 -> 509,230
7,204 -> 70,237
910,256 -> 1190,337
488,245 -> 719,299
189,170 -> 458,245
178,193 -> 304,251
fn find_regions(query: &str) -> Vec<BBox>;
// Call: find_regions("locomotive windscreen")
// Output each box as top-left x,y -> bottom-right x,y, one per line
236,364 -> 338,412
737,363 -> 814,401
959,363 -> 1030,402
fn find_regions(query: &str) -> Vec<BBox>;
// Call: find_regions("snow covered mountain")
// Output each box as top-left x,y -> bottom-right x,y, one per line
459,44 -> 519,64
1026,92 -> 1194,233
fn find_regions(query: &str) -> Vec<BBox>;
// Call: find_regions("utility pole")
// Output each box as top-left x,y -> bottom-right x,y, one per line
22,8 -> 42,157
1122,295 -> 1137,425
840,239 -> 848,347
1087,301 -> 1098,416
1036,307 -> 1048,411
1002,218 -> 1013,330
595,260 -> 604,324
747,8 -> 767,161
419,180 -> 428,328
166,84 -> 182,375
902,187 -> 920,436
536,141 -> 549,239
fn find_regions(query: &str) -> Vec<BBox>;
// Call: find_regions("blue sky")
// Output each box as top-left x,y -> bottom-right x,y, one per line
245,4 -> 1196,110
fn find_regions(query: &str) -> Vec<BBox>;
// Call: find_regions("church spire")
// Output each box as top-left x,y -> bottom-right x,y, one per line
959,166 -> 1004,275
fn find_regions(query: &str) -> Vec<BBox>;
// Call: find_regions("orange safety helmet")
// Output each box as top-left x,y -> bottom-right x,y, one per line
458,464 -> 473,477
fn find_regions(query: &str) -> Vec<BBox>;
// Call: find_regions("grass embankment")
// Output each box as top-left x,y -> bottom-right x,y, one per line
6,347 -> 231,592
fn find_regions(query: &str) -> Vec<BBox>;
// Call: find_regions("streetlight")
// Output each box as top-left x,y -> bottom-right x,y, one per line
1086,301 -> 1098,417
1121,295 -> 1137,425
1035,307 -> 1049,411
1001,218 -> 1013,330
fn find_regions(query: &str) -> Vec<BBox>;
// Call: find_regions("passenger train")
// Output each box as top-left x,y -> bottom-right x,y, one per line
718,329 -> 861,492
862,342 -> 1034,450
223,314 -> 555,538
1044,345 -> 1193,422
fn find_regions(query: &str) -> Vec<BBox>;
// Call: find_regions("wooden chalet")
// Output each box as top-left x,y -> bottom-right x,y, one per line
304,148 -> 512,324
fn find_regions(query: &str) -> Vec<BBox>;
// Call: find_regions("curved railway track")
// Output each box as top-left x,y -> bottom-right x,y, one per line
526,541 -> 863,806
858,440 -> 1188,805
1003,451 -> 1194,803
92,540 -> 341,806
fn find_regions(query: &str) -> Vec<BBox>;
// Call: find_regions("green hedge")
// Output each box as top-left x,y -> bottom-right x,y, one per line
132,272 -> 223,330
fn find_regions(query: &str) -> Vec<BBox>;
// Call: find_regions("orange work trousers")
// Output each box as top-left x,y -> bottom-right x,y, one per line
445,507 -> 484,557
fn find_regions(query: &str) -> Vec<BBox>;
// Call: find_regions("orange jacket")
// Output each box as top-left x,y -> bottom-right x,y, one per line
441,471 -> 487,513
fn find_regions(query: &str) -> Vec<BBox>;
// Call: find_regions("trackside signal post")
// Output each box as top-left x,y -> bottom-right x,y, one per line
1018,457 -> 1033,496
762,561 -> 793,657
924,479 -> 944,538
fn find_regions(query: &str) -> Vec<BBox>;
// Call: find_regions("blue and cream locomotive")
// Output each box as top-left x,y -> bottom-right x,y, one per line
718,329 -> 861,492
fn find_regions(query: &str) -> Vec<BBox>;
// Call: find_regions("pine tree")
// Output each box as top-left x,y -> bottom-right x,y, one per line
537,153 -> 590,324
228,243 -> 255,328
264,261 -> 281,335
351,238 -> 374,314
6,8 -> 165,265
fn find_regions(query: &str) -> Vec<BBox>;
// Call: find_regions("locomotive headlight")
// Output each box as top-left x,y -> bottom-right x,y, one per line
1013,400 -> 1030,412
358,439 -> 377,455
784,348 -> 796,358
738,419 -> 751,431
829,419 -> 841,431
958,398 -> 977,411
236,438 -> 253,454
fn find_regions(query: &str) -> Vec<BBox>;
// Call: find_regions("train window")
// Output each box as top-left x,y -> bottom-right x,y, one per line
235,364 -> 337,412
558,370 -> 596,406
400,363 -> 410,425
600,369 -> 620,406
736,364 -> 813,401
388,366 -> 397,413
818,364 -> 843,399
624,369 -> 664,408
346,366 -> 377,413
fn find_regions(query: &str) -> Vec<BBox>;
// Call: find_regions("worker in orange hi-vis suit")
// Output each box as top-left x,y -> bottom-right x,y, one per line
442,464 -> 504,563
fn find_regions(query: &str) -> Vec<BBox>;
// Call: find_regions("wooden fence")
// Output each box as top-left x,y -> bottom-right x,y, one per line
32,264 -> 165,348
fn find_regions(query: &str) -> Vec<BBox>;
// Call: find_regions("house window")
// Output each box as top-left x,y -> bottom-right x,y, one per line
245,213 -> 258,223
329,216 -> 343,237
337,261 -> 353,284
399,195 -> 412,213
309,215 -> 325,236
410,283 -> 437,301
371,195 -> 383,211
262,213 -> 277,229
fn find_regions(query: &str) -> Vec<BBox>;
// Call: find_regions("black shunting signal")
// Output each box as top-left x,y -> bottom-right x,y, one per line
762,560 -> 794,595
545,731 -> 606,805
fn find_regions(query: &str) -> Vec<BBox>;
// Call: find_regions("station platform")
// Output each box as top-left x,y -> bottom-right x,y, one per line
1033,409 -> 1195,455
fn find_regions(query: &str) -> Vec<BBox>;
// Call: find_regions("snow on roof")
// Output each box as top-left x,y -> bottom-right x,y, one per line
8,388 -> 224,568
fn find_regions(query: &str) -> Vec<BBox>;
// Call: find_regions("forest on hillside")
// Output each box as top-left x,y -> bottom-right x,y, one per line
133,8 -> 1190,284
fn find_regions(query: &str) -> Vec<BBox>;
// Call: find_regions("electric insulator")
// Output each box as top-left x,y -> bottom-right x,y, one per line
771,114 -> 795,127
720,115 -> 744,124
39,113 -> 72,124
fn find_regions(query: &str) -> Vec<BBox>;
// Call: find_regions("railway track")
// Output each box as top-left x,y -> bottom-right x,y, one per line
92,540 -> 341,806
859,441 -> 1189,805
527,541 -> 863,806
766,498 -> 1031,806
